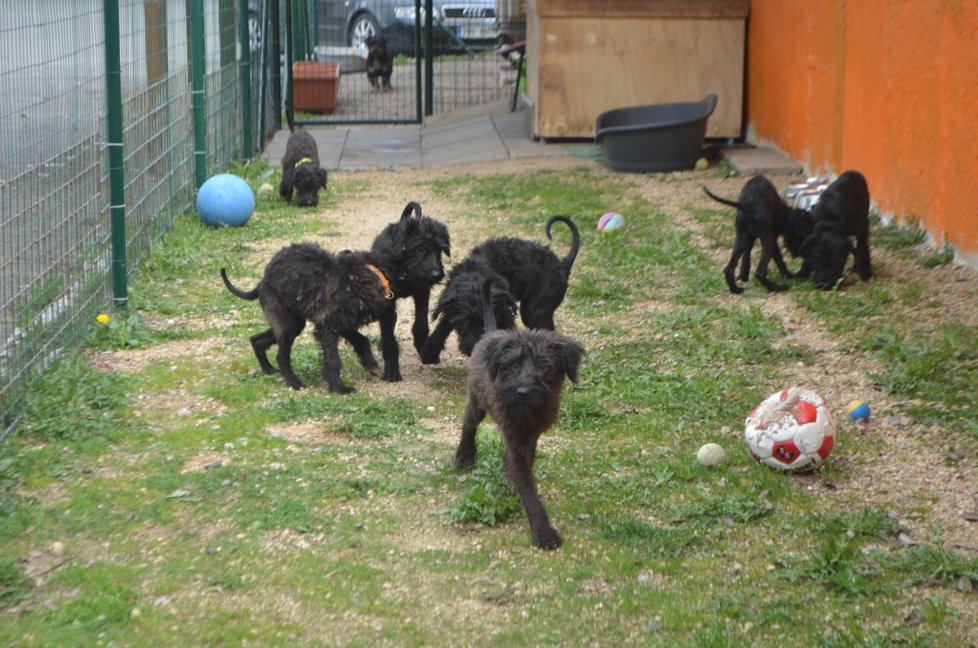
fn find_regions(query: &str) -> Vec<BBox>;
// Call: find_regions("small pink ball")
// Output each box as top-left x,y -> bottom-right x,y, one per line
597,212 -> 624,231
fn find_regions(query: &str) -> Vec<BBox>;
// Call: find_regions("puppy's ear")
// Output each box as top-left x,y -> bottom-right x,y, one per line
438,230 -> 451,257
279,168 -> 294,200
481,337 -> 507,381
554,339 -> 584,383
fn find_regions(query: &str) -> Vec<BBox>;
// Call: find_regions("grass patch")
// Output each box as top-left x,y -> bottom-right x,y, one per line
2,164 -> 976,646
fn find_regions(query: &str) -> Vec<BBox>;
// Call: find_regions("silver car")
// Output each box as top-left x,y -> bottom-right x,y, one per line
322,0 -> 502,55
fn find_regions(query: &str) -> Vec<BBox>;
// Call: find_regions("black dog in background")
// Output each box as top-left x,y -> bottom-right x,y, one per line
365,35 -> 393,92
798,170 -> 872,289
455,278 -> 584,550
704,176 -> 811,293
279,128 -> 328,207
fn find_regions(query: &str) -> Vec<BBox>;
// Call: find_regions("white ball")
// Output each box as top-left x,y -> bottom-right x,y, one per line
744,387 -> 836,472
696,443 -> 726,467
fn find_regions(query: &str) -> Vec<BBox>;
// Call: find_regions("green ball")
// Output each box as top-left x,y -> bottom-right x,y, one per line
694,157 -> 709,171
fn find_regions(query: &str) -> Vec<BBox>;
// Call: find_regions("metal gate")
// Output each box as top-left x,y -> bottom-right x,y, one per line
274,0 -> 521,125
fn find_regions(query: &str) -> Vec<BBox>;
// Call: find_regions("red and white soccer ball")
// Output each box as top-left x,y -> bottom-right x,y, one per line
744,387 -> 836,472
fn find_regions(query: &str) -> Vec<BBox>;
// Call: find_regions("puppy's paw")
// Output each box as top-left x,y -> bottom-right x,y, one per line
453,452 -> 476,470
532,527 -> 563,550
330,384 -> 356,395
381,370 -> 403,382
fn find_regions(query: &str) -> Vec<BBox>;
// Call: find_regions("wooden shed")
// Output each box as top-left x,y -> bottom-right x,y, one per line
526,0 -> 750,140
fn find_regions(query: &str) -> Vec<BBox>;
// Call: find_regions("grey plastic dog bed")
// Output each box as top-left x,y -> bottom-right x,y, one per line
595,94 -> 718,173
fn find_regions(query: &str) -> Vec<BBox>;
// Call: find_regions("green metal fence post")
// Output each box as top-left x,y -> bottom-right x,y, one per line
270,0 -> 282,127
424,0 -> 433,116
284,0 -> 294,124
189,0 -> 207,187
414,0 -> 422,122
239,0 -> 253,158
103,0 -> 128,309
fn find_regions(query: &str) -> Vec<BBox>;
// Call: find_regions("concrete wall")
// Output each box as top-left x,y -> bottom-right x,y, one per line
746,1 -> 978,266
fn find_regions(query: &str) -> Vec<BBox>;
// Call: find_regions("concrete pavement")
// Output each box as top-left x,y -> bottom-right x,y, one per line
261,98 -> 803,174
262,99 -> 574,170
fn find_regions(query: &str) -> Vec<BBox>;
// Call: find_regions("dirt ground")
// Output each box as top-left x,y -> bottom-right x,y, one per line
126,155 -> 978,556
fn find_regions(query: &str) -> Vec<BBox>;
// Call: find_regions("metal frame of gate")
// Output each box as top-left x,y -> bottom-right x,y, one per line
276,0 -> 511,128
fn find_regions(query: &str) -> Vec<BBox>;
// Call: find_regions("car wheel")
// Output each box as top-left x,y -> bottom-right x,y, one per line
248,11 -> 262,54
349,12 -> 379,53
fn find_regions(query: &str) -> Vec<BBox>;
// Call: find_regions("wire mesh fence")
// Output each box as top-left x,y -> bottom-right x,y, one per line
0,0 -> 268,439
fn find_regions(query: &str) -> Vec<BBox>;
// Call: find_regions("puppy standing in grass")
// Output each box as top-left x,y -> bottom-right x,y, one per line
221,244 -> 391,394
421,215 -> 578,364
703,176 -> 811,293
220,202 -> 449,392
466,215 -> 580,330
455,279 -> 584,550
798,170 -> 872,289
279,128 -> 328,207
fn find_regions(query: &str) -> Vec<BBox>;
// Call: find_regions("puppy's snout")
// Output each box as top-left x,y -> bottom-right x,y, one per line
516,386 -> 530,399
430,269 -> 445,282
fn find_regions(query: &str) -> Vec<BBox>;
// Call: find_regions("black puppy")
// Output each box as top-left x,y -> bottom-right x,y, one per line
221,201 -> 449,391
279,129 -> 328,207
365,35 -> 393,92
455,279 -> 584,550
221,244 -> 391,394
369,201 -> 451,380
419,260 -> 517,363
419,215 -> 578,364
704,176 -> 812,293
467,215 -> 580,330
798,170 -> 872,289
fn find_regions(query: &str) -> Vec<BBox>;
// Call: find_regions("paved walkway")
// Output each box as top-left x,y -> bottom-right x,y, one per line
262,98 -> 803,174
262,99 -> 575,170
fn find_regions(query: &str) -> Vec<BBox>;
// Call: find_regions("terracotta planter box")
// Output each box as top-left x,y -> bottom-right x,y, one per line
292,62 -> 341,114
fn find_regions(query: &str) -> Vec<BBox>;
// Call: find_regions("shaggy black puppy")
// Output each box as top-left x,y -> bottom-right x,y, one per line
221,201 -> 449,391
419,260 -> 517,363
220,244 -> 390,394
455,279 -> 584,550
365,35 -> 393,92
369,201 -> 451,380
419,215 -> 578,364
798,170 -> 872,289
279,129 -> 328,207
704,176 -> 812,293
467,215 -> 580,330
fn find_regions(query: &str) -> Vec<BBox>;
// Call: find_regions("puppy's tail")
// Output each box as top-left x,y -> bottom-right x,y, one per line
401,201 -> 423,220
702,185 -> 748,212
286,109 -> 295,133
545,215 -> 580,276
220,268 -> 261,300
481,277 -> 498,335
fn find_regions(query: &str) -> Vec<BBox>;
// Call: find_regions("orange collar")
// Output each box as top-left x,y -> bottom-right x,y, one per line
367,264 -> 393,299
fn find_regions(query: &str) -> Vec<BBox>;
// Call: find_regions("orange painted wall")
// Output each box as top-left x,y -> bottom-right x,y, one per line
746,0 -> 978,265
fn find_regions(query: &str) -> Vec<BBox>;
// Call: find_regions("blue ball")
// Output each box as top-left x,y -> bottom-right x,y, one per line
847,400 -> 870,421
196,174 -> 255,227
